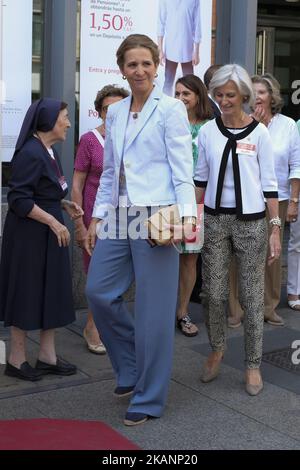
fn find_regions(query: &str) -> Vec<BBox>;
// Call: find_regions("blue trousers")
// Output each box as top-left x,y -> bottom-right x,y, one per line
86,210 -> 179,417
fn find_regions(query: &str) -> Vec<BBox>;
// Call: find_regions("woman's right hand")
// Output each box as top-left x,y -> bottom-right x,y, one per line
85,218 -> 100,256
252,105 -> 267,125
75,224 -> 88,249
48,217 -> 71,247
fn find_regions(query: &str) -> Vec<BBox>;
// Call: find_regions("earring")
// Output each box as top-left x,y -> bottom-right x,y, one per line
122,75 -> 127,80
155,73 -> 158,78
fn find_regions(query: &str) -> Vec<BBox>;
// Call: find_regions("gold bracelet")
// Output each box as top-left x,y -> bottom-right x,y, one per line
269,216 -> 281,229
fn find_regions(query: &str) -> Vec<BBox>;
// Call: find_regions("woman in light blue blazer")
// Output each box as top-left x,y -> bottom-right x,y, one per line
85,34 -> 197,426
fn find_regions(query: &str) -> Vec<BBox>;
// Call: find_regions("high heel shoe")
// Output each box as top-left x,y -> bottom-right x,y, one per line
83,329 -> 106,355
201,353 -> 224,383
245,370 -> 263,396
245,381 -> 263,396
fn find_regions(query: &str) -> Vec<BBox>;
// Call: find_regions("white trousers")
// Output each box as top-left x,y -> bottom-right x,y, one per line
287,203 -> 300,295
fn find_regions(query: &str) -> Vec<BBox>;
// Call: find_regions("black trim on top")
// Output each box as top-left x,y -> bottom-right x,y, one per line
194,180 -> 207,188
215,116 -> 259,140
215,139 -> 231,211
263,191 -> 278,198
231,140 -> 243,216
214,116 -> 260,218
204,205 -> 266,221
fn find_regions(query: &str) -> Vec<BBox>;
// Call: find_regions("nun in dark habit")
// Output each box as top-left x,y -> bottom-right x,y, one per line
0,98 -> 83,381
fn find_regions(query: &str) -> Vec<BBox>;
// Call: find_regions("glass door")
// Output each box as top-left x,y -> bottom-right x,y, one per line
273,28 -> 300,120
255,27 -> 275,75
256,20 -> 300,120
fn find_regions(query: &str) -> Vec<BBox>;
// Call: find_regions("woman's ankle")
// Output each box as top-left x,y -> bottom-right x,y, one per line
208,351 -> 224,363
8,356 -> 26,369
246,368 -> 262,380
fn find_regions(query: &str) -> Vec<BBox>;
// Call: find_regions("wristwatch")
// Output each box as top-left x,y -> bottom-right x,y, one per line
182,216 -> 197,226
289,198 -> 299,204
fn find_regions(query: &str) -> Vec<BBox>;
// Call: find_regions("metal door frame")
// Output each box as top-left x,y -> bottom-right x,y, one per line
256,27 -> 275,75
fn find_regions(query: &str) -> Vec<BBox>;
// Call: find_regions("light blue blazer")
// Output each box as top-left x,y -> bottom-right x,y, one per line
92,86 -> 197,219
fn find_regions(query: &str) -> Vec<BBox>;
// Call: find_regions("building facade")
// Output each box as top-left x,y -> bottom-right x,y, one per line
1,0 -> 300,307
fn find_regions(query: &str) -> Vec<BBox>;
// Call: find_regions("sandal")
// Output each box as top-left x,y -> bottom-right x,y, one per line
177,314 -> 199,337
288,299 -> 300,311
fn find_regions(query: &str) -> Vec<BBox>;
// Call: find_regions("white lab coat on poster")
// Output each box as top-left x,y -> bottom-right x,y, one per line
157,0 -> 202,63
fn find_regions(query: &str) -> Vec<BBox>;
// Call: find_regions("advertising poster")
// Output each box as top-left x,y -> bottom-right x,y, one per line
0,2 -> 2,230
80,0 -> 212,136
0,0 -> 33,163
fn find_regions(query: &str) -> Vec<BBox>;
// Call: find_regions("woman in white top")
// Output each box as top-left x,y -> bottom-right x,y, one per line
229,74 -> 300,323
287,118 -> 300,310
194,65 -> 281,396
157,0 -> 201,96
85,34 -> 197,426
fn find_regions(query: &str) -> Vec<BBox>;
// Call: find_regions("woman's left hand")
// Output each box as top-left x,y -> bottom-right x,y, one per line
268,227 -> 281,266
286,201 -> 298,223
62,200 -> 84,220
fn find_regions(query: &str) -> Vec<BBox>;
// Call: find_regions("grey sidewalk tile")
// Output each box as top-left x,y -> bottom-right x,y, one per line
172,345 -> 300,444
0,303 -> 300,450
0,380 -> 298,450
0,400 -> 49,420
190,327 -> 300,395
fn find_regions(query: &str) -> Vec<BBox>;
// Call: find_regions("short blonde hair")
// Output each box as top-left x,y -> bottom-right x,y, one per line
209,64 -> 255,107
251,73 -> 284,115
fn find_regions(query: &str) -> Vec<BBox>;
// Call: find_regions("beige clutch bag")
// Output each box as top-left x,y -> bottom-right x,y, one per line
144,205 -> 181,246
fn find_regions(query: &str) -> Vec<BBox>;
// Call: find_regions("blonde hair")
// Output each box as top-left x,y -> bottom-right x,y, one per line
116,34 -> 159,70
251,73 -> 284,115
209,64 -> 255,107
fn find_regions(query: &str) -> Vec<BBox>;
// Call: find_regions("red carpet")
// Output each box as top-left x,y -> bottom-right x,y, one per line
0,419 -> 140,450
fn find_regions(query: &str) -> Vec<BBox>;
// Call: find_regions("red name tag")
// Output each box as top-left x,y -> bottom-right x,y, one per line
236,142 -> 256,156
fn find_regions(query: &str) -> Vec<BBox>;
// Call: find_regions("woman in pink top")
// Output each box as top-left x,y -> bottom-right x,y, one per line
72,85 -> 129,354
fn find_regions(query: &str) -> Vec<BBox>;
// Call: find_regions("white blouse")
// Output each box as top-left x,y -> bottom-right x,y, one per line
194,118 -> 278,220
267,114 -> 300,200
118,112 -> 139,206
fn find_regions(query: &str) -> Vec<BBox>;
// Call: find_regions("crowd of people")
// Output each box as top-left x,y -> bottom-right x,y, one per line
0,34 -> 299,426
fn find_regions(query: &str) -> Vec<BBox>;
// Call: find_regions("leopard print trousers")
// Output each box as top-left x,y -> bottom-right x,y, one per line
201,213 -> 268,368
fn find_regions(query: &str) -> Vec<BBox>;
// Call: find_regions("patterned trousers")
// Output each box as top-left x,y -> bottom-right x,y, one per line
202,214 -> 268,368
